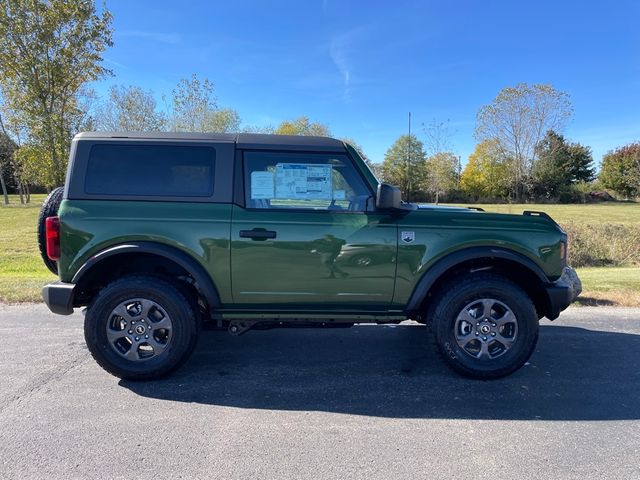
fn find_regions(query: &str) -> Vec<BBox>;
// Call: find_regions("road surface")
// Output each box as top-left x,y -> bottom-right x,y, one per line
0,304 -> 639,479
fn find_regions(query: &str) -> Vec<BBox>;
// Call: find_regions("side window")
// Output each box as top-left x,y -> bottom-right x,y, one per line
244,151 -> 372,211
85,144 -> 216,197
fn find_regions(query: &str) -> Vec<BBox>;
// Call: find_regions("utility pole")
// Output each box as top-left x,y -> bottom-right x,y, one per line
406,112 -> 411,202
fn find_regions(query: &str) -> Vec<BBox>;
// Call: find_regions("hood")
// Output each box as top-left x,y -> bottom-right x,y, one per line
406,204 -> 564,235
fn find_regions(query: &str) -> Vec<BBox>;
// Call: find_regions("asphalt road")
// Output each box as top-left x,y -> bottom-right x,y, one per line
0,304 -> 639,480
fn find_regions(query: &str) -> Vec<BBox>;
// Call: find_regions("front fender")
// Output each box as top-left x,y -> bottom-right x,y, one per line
404,246 -> 549,313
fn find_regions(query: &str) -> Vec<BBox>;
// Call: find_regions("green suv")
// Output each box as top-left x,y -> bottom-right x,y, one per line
40,132 -> 581,380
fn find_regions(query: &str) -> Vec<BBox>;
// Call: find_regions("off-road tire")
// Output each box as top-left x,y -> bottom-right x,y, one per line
432,273 -> 538,379
37,186 -> 64,274
84,275 -> 200,380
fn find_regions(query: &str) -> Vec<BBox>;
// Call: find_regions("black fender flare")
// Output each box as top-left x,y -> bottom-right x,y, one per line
405,246 -> 550,313
71,241 -> 221,308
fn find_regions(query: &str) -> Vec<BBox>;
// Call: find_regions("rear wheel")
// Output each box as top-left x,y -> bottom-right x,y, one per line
84,275 -> 200,380
432,273 -> 538,379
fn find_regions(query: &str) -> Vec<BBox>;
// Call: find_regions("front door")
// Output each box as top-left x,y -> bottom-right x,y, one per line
230,150 -> 397,308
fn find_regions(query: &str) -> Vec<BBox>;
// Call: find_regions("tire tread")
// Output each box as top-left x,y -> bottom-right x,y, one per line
37,186 -> 64,275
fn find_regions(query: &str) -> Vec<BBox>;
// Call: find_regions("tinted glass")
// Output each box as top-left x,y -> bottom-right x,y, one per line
244,151 -> 371,211
85,144 -> 215,197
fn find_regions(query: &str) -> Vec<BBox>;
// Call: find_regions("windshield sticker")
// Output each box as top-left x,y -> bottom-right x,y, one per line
275,163 -> 332,200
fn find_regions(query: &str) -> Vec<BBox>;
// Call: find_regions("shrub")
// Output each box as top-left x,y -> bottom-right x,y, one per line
563,222 -> 640,267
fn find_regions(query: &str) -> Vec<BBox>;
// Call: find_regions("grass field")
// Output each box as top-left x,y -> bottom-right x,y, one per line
447,202 -> 640,225
1,195 -> 639,305
0,195 -> 56,303
575,267 -> 640,306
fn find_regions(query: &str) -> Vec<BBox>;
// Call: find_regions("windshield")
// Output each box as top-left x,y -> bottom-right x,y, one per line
344,142 -> 379,188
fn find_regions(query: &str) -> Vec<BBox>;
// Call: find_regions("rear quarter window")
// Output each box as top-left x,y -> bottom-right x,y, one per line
84,144 -> 216,197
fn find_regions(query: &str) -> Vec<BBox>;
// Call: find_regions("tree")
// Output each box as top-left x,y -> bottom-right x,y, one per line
241,124 -> 275,134
0,129 -> 14,204
599,143 -> 640,199
170,74 -> 241,133
207,108 -> 241,134
422,118 -> 455,158
381,134 -> 427,201
97,85 -> 166,132
565,143 -> 595,184
475,83 -> 573,201
532,131 -> 595,198
0,95 -> 34,202
425,152 -> 458,203
170,74 -> 214,132
0,0 -> 113,190
422,118 -> 460,200
460,140 -> 510,200
274,116 -> 331,136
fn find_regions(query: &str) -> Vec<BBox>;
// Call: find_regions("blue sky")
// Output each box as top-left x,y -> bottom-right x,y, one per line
95,0 -> 640,166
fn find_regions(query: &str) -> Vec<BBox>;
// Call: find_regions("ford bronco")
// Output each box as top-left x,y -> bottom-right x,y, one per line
39,132 -> 581,380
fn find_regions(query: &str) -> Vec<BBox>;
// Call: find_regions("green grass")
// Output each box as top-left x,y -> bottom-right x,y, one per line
0,194 -> 56,302
575,267 -> 640,306
1,196 -> 639,305
578,267 -> 640,291
446,202 -> 640,225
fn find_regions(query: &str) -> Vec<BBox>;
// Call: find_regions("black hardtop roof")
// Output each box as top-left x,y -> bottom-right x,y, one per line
74,132 -> 346,151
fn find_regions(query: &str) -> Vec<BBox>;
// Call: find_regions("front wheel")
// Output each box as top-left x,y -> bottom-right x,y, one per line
84,275 -> 200,380
432,274 -> 538,379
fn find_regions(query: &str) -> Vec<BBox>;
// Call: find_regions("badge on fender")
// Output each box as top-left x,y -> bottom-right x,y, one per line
401,231 -> 415,244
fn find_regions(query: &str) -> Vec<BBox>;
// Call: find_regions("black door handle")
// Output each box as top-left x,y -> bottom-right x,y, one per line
239,229 -> 277,240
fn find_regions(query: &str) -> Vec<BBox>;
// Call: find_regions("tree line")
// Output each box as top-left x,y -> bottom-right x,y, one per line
378,84 -> 638,203
0,1 -> 637,204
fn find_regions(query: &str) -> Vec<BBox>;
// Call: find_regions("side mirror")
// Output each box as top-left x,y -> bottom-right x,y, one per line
376,183 -> 402,210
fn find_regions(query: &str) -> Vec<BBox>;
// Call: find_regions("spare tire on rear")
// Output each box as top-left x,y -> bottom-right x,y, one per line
37,187 -> 64,274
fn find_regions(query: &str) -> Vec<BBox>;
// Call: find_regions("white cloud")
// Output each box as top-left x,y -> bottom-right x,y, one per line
329,39 -> 350,101
329,26 -> 369,102
103,57 -> 127,69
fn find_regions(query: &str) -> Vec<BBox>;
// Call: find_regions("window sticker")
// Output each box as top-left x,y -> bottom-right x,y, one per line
333,189 -> 346,200
250,171 -> 275,199
275,163 -> 333,200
